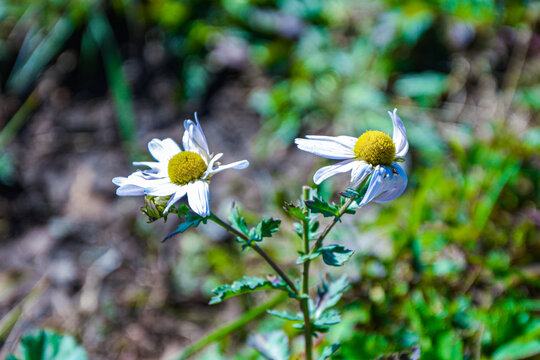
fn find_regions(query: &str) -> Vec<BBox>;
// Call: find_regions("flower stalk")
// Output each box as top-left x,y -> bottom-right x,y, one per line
208,212 -> 298,294
300,186 -> 313,360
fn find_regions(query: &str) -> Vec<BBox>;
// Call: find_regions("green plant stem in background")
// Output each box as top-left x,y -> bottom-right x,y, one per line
0,91 -> 41,150
208,213 -> 298,294
300,186 -> 313,360
178,293 -> 289,359
310,197 -> 356,255
0,276 -> 48,348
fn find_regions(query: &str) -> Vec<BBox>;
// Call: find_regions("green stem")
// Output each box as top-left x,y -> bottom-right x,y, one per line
209,213 -> 298,294
177,293 -> 288,359
309,197 -> 355,255
300,186 -> 313,360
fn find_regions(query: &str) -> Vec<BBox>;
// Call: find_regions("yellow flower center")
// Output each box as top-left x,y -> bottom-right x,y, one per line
354,130 -> 396,166
168,151 -> 207,185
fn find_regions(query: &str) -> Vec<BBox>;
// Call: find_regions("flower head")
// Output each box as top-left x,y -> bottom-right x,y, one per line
295,109 -> 408,206
113,114 -> 249,217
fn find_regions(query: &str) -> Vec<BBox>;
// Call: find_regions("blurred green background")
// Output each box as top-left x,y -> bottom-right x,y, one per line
0,0 -> 539,359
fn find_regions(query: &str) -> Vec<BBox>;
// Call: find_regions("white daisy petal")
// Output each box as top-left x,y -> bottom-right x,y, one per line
306,135 -> 358,148
114,172 -> 168,196
116,184 -> 146,196
193,113 -> 210,154
373,163 -> 408,203
113,115 -> 248,218
358,165 -> 386,207
148,138 -> 175,162
183,114 -> 210,159
207,153 -> 224,172
209,160 -> 250,175
350,161 -> 373,188
161,138 -> 182,155
132,161 -> 167,174
164,187 -> 188,214
295,136 -> 356,160
187,181 -> 210,217
146,182 -> 180,196
313,160 -> 357,185
389,108 -> 409,158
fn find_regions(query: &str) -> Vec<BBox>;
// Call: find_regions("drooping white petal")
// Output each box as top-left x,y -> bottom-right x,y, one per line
132,161 -> 167,175
207,153 -> 224,172
113,172 -> 170,196
208,160 -> 250,175
313,160 -> 357,185
183,114 -> 210,160
187,181 -> 210,217
357,165 -> 386,207
295,136 -> 356,160
164,186 -> 188,214
145,182 -> 180,197
389,108 -> 409,158
148,138 -> 176,163
306,135 -> 358,148
373,163 -> 408,203
193,113 -> 210,154
350,161 -> 373,188
116,184 -> 146,196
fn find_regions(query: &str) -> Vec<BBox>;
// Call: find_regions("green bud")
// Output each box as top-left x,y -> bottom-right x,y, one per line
141,196 -> 171,223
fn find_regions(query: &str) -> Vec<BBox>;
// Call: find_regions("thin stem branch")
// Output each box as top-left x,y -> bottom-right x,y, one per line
300,186 -> 313,360
209,212 -> 298,294
309,197 -> 356,255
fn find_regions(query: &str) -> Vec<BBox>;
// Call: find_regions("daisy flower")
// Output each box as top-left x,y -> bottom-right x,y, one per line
113,114 -> 249,217
295,108 -> 408,206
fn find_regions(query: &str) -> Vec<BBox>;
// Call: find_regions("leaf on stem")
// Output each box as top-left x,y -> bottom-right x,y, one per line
229,205 -> 249,236
313,309 -> 341,329
318,343 -> 341,360
283,202 -> 307,221
314,275 -> 350,317
267,309 -> 303,321
162,204 -> 206,242
305,197 -> 340,218
249,218 -> 281,241
297,245 -> 353,267
209,276 -> 289,305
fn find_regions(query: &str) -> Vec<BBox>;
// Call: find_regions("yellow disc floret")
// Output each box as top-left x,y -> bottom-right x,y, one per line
354,130 -> 396,166
168,151 -> 207,185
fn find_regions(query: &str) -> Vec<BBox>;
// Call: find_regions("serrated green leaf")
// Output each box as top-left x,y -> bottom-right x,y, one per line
320,245 -> 354,266
229,206 -> 249,235
267,309 -> 303,321
209,276 -> 289,305
297,245 -> 353,266
318,343 -> 341,360
305,198 -> 340,218
283,202 -> 307,220
314,309 -> 342,327
163,209 -> 206,242
8,329 -> 88,360
315,275 -> 350,315
249,218 -> 281,241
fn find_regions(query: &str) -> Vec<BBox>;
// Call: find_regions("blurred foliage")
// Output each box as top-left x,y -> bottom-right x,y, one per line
1,0 -> 539,359
7,329 -> 88,360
